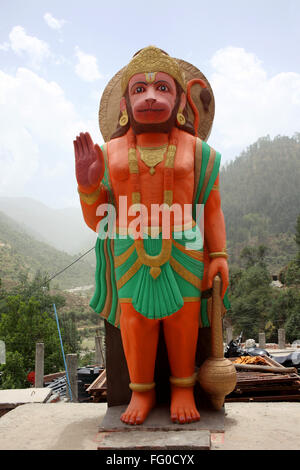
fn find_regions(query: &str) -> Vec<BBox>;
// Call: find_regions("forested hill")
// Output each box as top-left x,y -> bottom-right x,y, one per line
220,134 -> 300,270
0,210 -> 96,290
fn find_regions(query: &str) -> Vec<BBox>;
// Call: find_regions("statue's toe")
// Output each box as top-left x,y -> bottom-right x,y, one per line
129,410 -> 138,425
171,406 -> 200,424
136,411 -> 144,424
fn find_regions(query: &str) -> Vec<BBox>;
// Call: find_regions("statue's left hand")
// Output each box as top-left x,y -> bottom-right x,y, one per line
207,257 -> 229,298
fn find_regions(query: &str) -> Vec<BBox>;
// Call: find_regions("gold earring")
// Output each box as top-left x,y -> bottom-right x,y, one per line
119,109 -> 128,126
176,110 -> 186,126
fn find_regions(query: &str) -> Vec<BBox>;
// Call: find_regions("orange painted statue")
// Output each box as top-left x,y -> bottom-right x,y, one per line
74,47 -> 230,425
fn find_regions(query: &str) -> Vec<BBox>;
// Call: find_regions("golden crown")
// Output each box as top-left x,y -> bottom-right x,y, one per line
121,46 -> 186,95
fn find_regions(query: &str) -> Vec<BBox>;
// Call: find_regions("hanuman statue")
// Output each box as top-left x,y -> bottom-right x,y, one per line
74,46 -> 230,425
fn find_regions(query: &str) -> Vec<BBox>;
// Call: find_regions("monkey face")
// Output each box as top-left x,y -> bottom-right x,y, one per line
127,72 -> 177,124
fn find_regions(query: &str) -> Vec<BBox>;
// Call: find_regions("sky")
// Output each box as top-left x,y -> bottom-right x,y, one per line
0,0 -> 300,209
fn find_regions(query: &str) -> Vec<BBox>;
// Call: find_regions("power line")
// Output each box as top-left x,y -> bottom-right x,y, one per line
22,246 -> 96,295
45,246 -> 95,285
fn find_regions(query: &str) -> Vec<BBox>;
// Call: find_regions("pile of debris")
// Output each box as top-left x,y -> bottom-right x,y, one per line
44,366 -> 106,403
224,336 -> 300,403
85,369 -> 107,402
226,355 -> 300,402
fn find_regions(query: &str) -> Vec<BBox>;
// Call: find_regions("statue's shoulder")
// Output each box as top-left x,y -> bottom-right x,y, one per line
98,136 -> 127,194
106,134 -> 127,154
194,136 -> 221,167
101,135 -> 128,174
177,129 -> 196,147
193,137 -> 221,206
177,130 -> 220,161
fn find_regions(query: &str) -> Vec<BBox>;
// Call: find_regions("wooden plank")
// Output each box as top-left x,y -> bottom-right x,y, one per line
86,369 -> 106,393
226,394 -> 300,402
87,370 -> 106,392
230,355 -> 287,368
234,383 -> 300,394
263,356 -> 286,368
236,373 -> 299,386
234,363 -> 297,374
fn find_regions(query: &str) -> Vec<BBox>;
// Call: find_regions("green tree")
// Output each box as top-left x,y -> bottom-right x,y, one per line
228,264 -> 272,339
0,295 -> 61,376
242,213 -> 270,243
0,351 -> 27,389
15,270 -> 66,312
295,214 -> 300,251
0,272 -> 81,389
285,308 -> 300,344
240,245 -> 268,269
227,245 -> 272,339
281,214 -> 300,286
269,289 -> 300,343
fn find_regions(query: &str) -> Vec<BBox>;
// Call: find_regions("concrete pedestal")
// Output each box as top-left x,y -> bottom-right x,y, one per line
97,429 -> 211,450
100,403 -> 225,433
97,403 -> 224,450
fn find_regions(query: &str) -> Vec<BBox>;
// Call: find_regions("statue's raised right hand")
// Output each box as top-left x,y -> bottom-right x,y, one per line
73,132 -> 104,191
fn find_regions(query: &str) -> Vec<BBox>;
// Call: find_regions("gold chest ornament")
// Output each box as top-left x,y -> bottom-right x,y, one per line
137,144 -> 168,175
127,128 -> 178,279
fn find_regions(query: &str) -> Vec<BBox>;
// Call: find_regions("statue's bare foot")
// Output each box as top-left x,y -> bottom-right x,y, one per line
170,385 -> 200,424
120,389 -> 156,425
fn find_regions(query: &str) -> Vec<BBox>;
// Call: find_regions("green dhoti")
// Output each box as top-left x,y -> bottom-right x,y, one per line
117,226 -> 203,317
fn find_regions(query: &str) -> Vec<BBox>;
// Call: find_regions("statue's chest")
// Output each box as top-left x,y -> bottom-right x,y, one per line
109,145 -> 194,183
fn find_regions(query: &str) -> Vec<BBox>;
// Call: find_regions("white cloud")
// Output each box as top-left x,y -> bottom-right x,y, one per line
3,25 -> 67,69
44,12 -> 66,30
8,26 -> 51,69
0,67 -> 100,206
75,46 -> 102,82
209,47 -> 300,158
0,42 -> 10,51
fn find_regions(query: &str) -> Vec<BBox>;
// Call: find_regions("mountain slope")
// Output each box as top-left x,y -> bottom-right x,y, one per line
0,210 -> 96,289
0,197 -> 96,254
220,134 -> 300,270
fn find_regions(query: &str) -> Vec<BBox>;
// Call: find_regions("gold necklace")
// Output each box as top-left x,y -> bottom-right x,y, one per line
137,144 -> 168,175
127,128 -> 178,279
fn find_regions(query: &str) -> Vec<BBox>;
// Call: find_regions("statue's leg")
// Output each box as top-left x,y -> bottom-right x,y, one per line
162,301 -> 201,423
119,303 -> 160,425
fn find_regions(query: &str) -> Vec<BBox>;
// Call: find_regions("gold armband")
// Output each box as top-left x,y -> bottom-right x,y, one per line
129,382 -> 156,392
209,251 -> 228,260
169,373 -> 197,388
78,186 -> 102,205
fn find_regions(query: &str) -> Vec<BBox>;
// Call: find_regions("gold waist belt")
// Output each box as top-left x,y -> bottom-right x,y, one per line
115,219 -> 196,236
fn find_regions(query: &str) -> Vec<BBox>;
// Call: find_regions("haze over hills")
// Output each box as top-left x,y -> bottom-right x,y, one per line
0,210 -> 96,290
0,197 -> 96,255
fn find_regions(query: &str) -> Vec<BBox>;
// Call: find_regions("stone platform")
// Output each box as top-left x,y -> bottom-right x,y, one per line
97,404 -> 224,450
